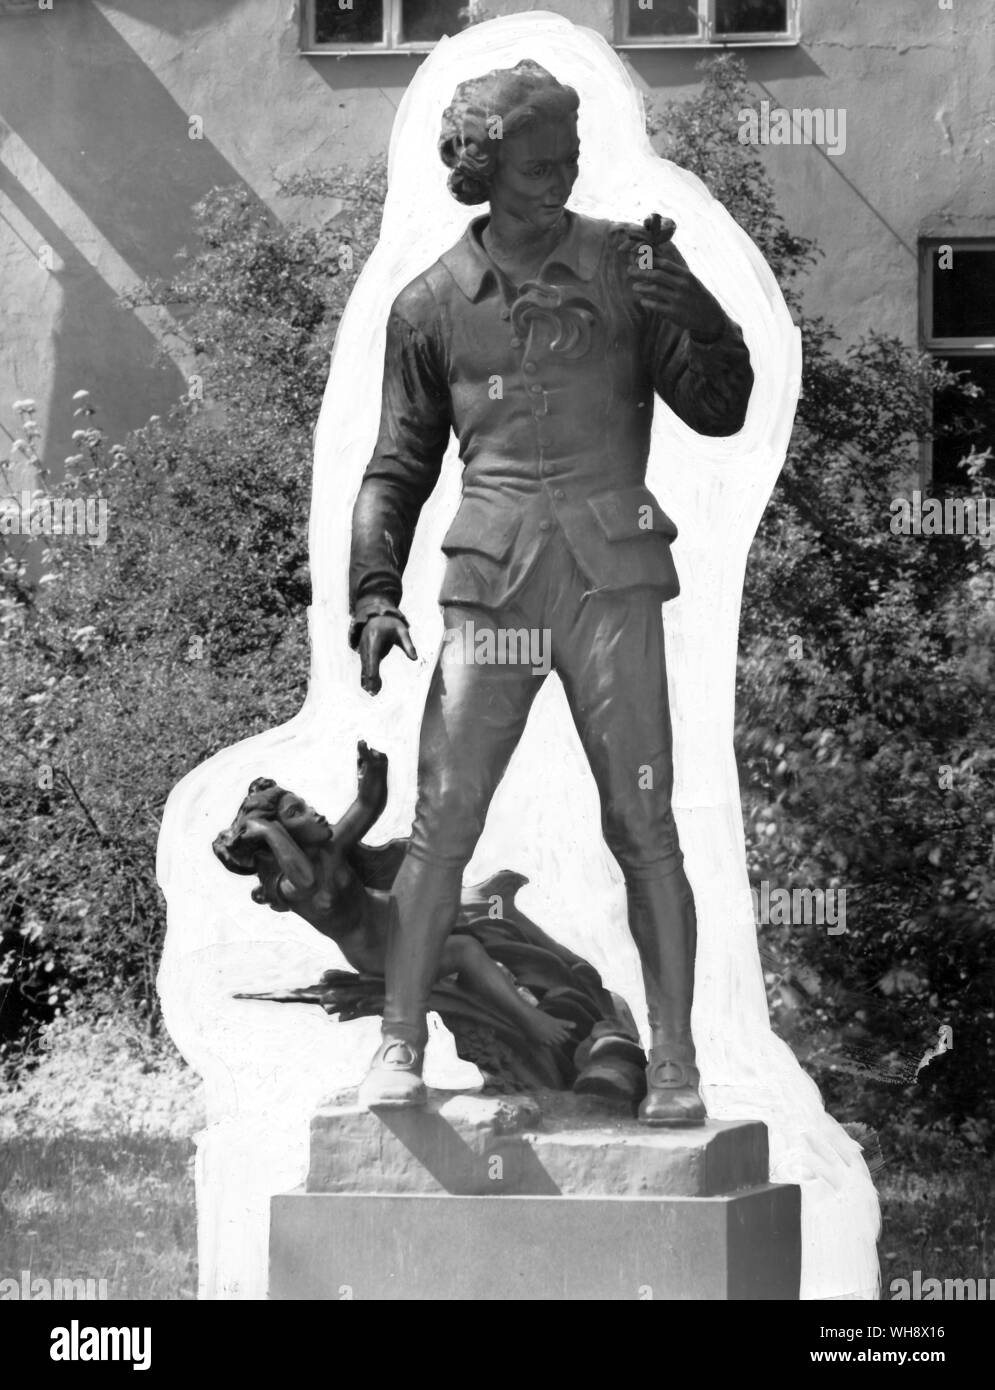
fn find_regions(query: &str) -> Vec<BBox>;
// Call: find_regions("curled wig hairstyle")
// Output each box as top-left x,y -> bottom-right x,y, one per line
212,777 -> 283,876
212,778 -> 295,909
438,59 -> 580,206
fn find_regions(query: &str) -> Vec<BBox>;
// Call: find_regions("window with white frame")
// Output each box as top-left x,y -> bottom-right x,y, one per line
615,0 -> 798,46
301,0 -> 476,52
921,239 -> 995,492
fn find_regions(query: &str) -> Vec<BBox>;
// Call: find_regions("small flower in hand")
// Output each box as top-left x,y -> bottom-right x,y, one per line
627,245 -> 725,343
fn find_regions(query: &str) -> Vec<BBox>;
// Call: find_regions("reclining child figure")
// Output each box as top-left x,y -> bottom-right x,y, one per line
214,741 -> 650,1100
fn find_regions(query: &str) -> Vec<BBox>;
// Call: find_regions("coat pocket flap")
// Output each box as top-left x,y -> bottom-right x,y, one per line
441,499 -> 521,561
587,486 -> 678,542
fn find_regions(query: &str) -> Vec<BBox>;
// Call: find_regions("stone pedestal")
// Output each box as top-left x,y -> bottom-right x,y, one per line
269,1090 -> 801,1300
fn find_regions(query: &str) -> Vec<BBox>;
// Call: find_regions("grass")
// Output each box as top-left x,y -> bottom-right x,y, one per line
1,1128 -> 991,1301
0,1015 -> 989,1299
877,1162 -> 993,1297
0,1007 -> 202,1297
0,1136 -> 197,1301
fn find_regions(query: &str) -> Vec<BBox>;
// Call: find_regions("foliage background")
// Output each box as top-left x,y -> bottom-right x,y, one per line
1,60 -> 992,1216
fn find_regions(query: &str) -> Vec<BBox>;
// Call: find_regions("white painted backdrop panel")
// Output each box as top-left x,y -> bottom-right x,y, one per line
157,11 -> 880,1300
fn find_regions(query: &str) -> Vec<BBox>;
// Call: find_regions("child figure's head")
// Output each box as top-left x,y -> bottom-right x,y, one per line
213,778 -> 333,910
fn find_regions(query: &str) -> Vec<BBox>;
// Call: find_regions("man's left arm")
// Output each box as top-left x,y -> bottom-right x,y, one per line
628,240 -> 755,437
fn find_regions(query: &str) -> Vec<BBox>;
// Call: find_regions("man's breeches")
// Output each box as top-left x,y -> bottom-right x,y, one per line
408,530 -> 684,881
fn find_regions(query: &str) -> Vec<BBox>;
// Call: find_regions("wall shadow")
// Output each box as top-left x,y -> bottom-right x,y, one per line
0,164 -> 185,473
625,43 -> 826,90
99,0 -> 244,37
0,1 -> 270,451
303,51 -> 426,106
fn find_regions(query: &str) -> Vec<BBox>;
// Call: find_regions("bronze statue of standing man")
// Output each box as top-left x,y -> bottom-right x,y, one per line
348,60 -> 754,1124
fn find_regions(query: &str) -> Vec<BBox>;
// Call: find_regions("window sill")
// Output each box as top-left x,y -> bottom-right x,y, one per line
926,341 -> 995,354
299,46 -> 436,56
300,36 -> 802,56
615,37 -> 800,48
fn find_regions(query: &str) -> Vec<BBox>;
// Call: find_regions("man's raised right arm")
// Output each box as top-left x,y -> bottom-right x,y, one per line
349,293 -> 451,693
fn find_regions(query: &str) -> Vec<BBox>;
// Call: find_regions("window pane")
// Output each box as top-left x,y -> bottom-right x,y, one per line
715,0 -> 789,33
626,0 -> 700,38
932,356 -> 995,493
314,0 -> 384,44
401,0 -> 473,42
932,248 -> 995,341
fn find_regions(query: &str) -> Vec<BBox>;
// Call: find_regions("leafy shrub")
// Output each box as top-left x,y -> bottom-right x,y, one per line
1,1004 -> 203,1141
2,56 -> 992,1151
654,56 -> 994,1133
0,162 -> 386,1050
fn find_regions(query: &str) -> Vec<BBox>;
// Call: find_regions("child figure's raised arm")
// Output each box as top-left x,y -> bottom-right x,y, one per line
332,740 -> 389,849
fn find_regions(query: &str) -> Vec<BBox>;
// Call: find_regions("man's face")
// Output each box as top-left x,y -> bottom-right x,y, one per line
488,116 -> 580,232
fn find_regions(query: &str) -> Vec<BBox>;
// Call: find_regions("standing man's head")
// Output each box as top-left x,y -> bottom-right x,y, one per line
439,59 -> 580,232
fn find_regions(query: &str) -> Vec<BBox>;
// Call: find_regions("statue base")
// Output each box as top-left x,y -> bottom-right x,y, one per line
269,1090 -> 801,1300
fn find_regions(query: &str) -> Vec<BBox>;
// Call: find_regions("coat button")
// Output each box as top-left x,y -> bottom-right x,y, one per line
523,361 -> 537,374
539,520 -> 551,532
529,383 -> 542,395
553,488 -> 565,500
510,335 -> 522,347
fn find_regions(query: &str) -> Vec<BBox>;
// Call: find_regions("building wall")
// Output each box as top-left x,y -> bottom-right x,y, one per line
0,0 -> 991,469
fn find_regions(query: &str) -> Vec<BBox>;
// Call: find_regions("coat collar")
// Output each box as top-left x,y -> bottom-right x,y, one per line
440,209 -> 603,302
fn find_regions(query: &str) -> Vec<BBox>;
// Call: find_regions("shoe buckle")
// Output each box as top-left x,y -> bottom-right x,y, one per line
380,1041 -> 419,1071
647,1058 -> 687,1089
